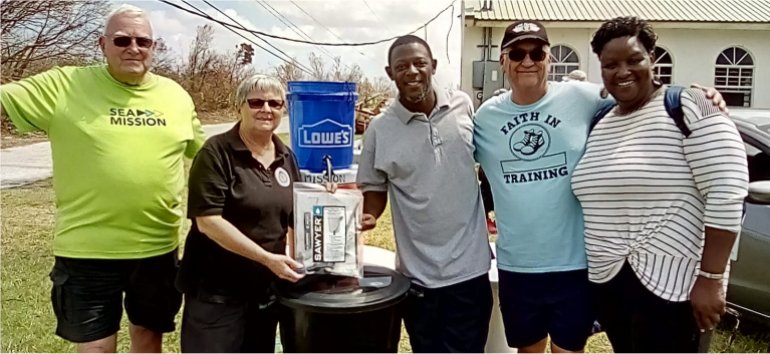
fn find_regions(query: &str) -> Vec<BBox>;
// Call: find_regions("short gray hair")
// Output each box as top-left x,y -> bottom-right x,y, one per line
234,74 -> 286,108
104,4 -> 153,35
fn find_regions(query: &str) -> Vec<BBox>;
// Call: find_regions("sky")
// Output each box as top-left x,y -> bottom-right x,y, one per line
118,0 -> 464,89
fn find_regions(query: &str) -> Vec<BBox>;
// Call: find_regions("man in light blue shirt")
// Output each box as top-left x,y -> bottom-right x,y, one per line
474,20 -> 612,353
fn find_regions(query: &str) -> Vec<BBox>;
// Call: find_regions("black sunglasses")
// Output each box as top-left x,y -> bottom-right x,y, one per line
111,36 -> 154,49
247,98 -> 284,109
506,47 -> 547,62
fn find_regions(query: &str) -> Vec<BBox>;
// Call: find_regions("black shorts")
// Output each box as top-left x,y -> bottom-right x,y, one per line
498,268 -> 595,351
49,249 -> 182,343
403,274 -> 493,353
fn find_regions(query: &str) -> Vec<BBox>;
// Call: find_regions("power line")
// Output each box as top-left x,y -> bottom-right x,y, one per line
252,0 -> 364,76
254,1 -> 313,43
157,0 -> 456,47
287,0 -> 345,43
286,0 -> 370,59
253,0 -> 336,59
361,0 -> 395,36
200,0 -> 306,67
445,3 -> 455,63
176,0 -> 313,75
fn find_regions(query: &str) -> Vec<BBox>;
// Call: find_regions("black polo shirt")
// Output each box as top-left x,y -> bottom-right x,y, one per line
177,123 -> 300,298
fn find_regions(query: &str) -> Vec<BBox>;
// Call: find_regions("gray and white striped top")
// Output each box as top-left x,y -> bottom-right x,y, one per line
571,88 -> 748,301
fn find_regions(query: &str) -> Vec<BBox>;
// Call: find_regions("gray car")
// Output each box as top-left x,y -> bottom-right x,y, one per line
727,111 -> 770,326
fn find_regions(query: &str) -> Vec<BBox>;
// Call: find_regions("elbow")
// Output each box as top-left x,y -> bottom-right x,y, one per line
195,216 -> 218,237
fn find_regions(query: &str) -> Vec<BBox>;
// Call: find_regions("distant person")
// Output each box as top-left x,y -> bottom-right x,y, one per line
562,70 -> 587,82
357,35 -> 493,352
572,16 -> 748,352
176,74 -> 303,352
0,4 -> 204,352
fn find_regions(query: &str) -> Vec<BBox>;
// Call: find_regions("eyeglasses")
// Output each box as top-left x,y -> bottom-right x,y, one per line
111,36 -> 154,49
247,98 -> 284,109
505,47 -> 547,62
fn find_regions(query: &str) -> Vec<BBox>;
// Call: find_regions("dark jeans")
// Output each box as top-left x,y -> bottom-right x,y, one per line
49,250 -> 182,343
404,274 -> 493,353
594,261 -> 711,353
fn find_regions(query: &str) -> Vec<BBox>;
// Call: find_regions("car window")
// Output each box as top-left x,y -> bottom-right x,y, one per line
745,141 -> 770,182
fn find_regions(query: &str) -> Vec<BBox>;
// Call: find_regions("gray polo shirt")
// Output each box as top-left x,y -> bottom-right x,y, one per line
357,88 -> 491,288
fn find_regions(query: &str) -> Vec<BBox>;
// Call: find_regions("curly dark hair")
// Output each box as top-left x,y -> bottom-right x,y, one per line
591,16 -> 658,56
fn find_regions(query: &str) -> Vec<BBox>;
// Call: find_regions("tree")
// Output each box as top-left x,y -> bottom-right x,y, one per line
273,60 -> 306,87
179,24 -> 255,111
306,52 -> 363,82
1,0 -> 109,81
358,76 -> 394,108
151,38 -> 180,79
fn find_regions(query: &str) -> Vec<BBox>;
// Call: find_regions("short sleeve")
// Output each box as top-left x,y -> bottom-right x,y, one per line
187,145 -> 230,217
356,122 -> 389,192
185,108 -> 206,158
0,67 -> 69,133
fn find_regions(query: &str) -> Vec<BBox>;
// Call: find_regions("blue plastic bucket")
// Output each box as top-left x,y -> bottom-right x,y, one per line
288,81 -> 358,172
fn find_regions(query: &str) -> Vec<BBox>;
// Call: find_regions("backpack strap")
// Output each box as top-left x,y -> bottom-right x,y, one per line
590,86 -> 692,137
664,86 -> 692,137
590,103 -> 616,132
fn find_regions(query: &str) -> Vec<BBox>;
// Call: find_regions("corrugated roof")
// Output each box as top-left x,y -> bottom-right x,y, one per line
470,0 -> 770,23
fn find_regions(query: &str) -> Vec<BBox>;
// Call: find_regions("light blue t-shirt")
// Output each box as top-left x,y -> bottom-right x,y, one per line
474,81 -> 613,273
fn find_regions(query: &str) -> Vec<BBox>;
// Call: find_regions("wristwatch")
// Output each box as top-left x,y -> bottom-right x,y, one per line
698,269 -> 725,280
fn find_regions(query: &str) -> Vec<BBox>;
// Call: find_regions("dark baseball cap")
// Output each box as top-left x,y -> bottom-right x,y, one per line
501,20 -> 550,49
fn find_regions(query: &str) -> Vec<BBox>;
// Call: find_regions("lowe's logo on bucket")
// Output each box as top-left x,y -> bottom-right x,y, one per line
298,119 -> 353,148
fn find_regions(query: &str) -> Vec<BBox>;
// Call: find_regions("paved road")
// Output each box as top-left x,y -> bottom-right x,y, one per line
0,119 -> 290,189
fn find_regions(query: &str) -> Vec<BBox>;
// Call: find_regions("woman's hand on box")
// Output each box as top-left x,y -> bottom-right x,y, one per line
265,254 -> 305,282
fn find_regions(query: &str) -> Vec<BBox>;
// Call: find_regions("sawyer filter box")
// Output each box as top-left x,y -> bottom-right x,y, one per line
293,183 -> 363,278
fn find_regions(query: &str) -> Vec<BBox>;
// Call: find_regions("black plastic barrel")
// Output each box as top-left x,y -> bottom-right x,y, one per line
276,265 -> 410,353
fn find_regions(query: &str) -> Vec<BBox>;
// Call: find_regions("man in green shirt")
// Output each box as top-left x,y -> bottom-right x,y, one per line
0,4 -> 204,352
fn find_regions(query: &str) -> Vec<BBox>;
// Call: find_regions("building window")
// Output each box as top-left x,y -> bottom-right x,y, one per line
714,47 -> 754,107
653,46 -> 673,84
548,45 -> 579,82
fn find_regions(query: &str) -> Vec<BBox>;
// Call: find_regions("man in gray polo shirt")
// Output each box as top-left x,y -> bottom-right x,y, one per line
357,35 -> 493,353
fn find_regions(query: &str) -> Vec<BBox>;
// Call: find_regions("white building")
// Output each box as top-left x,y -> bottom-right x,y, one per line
461,0 -> 770,108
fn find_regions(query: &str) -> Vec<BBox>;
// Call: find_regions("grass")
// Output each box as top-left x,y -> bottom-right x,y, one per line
2,154 -> 769,352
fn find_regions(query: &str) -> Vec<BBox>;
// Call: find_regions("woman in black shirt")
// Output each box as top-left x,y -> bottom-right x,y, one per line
177,74 -> 303,353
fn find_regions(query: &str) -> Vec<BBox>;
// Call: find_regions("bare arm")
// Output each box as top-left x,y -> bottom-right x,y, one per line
196,215 -> 303,282
691,227 -> 737,330
287,227 -> 295,258
700,227 -> 737,275
361,191 -> 388,231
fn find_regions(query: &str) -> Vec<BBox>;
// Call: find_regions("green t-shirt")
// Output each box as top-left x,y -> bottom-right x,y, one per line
1,65 -> 205,259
